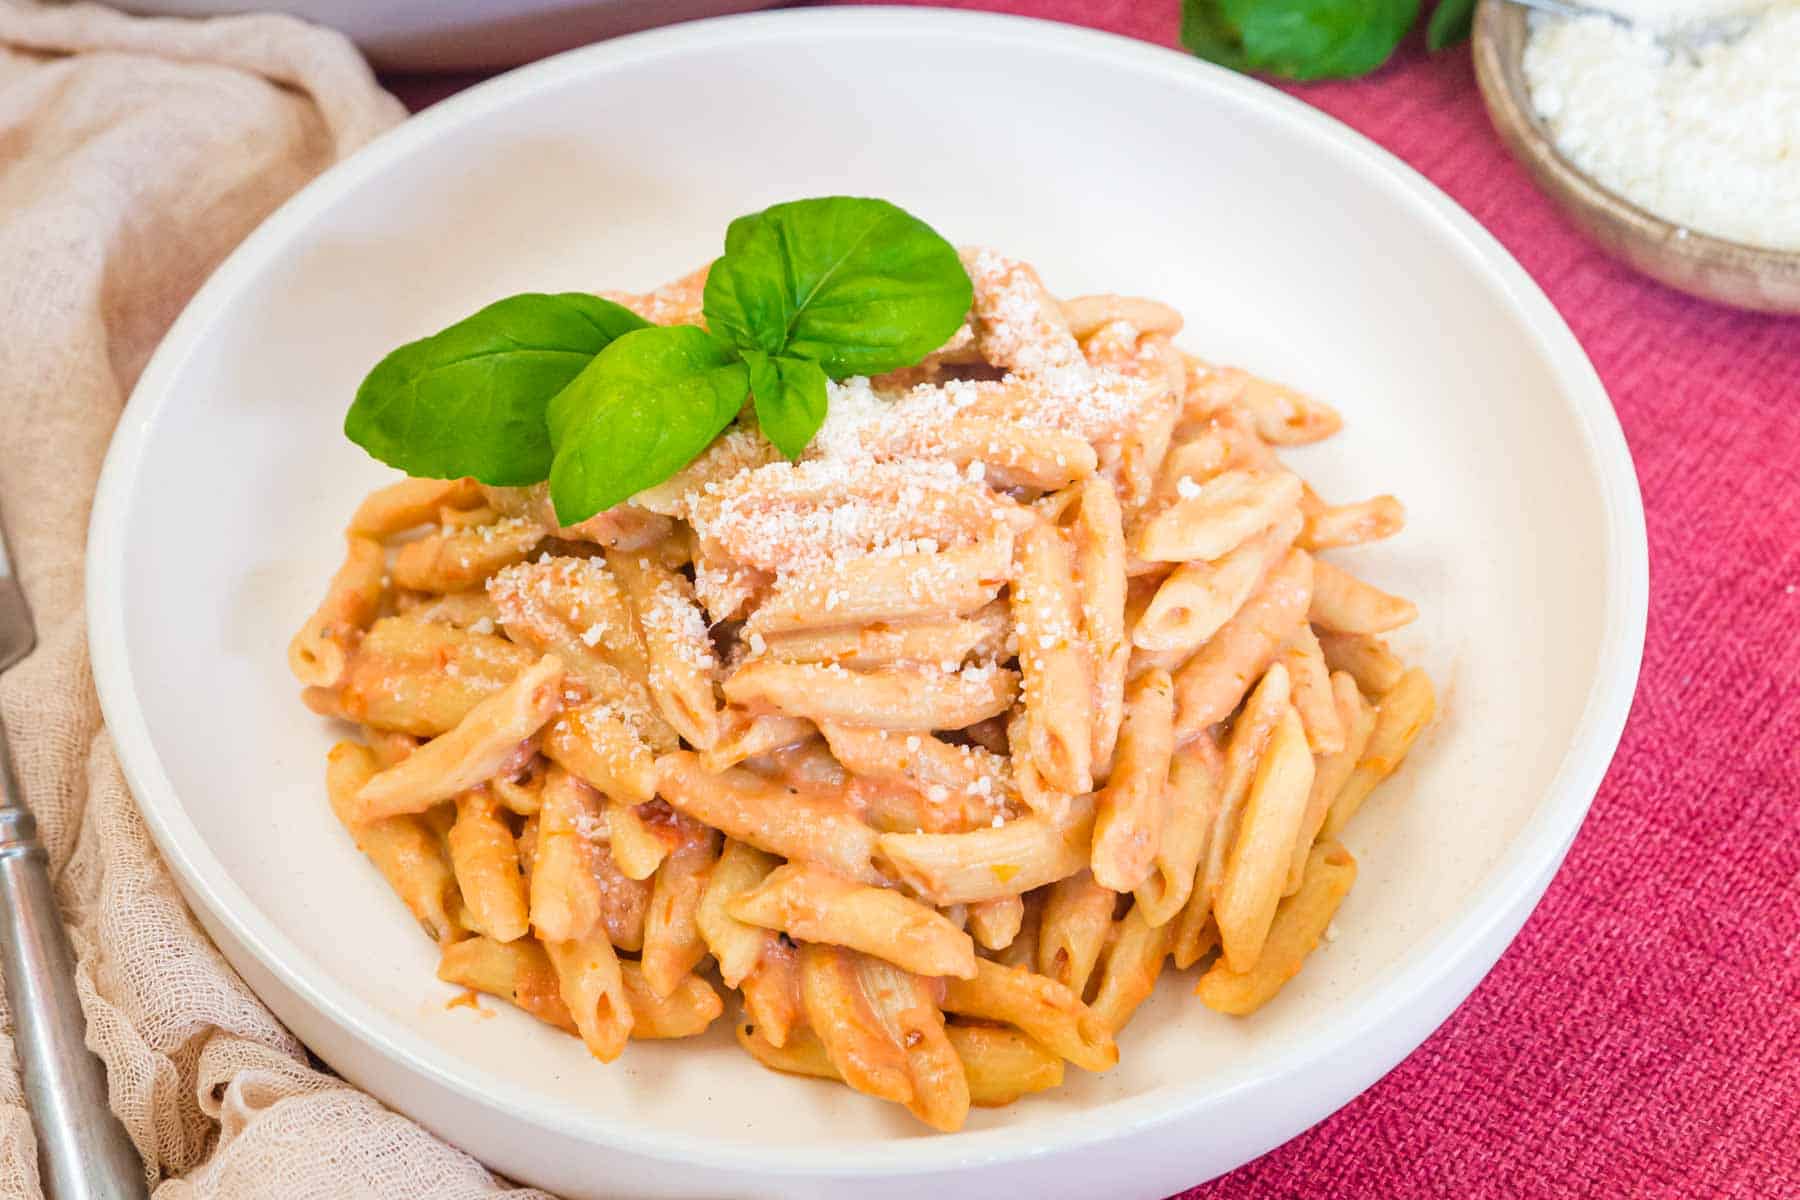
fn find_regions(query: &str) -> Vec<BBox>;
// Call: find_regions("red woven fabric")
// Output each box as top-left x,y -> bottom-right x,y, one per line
391,4 -> 1800,1193
817,4 -> 1800,1196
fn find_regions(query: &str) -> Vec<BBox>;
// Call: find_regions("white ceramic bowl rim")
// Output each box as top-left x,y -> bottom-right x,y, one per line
87,7 -> 1649,1178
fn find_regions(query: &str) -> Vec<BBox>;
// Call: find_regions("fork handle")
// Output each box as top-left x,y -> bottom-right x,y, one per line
0,727 -> 147,1200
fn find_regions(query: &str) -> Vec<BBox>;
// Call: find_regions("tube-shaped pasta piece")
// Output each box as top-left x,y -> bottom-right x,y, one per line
447,786 -> 529,942
1036,870 -> 1115,997
731,864 -> 977,979
597,797 -> 664,881
940,958 -> 1117,1073
541,702 -> 660,807
489,555 -> 653,693
1322,667 -> 1435,838
1214,707 -> 1315,973
544,929 -> 633,1061
400,590 -> 501,630
1287,673 -> 1375,894
699,712 -> 816,773
878,794 -> 1095,905
288,535 -> 385,687
1278,625 -> 1346,755
350,477 -> 484,537
1091,669 -> 1175,892
696,839 -> 780,987
1234,375 -> 1342,445
1133,511 -> 1300,654
741,940 -> 802,1048
1135,469 -> 1302,564
1318,631 -> 1406,697
1308,559 -> 1419,635
739,1020 -> 1062,1110
1173,549 -> 1312,739
1176,664 -> 1290,968
609,551 -> 720,750
529,766 -> 606,944
967,895 -> 1025,952
722,660 -> 1019,732
1114,383 -> 1183,521
1012,522 -> 1094,794
910,420 -> 1098,492
641,824 -> 721,998
1299,490 -> 1404,550
761,613 -> 1002,672
995,891 -> 1044,969
590,839 -> 652,953
353,656 -> 564,821
1060,294 -> 1183,339
1197,841 -> 1356,1014
325,743 -> 459,944
657,752 -> 884,884
1136,737 -> 1223,928
798,944 -> 913,1105
619,961 -> 723,1039
438,935 -> 575,1031
947,1023 -> 1065,1107
391,516 -> 544,593
744,536 -> 1012,637
1064,477 -> 1129,771
852,954 -> 971,1132
820,723 -> 1011,808
337,617 -> 535,736
1088,903 -> 1175,1035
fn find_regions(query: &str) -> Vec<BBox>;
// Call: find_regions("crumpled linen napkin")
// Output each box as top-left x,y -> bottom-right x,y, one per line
0,3 -> 547,1194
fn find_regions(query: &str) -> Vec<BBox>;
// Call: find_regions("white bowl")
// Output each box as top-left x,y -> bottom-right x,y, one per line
87,10 -> 1648,1198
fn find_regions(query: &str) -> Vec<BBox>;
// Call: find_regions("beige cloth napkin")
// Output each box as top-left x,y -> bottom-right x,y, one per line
0,3 -> 548,1195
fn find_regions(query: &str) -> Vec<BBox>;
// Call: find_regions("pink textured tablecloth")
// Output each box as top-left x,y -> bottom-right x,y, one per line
389,7 -> 1800,1197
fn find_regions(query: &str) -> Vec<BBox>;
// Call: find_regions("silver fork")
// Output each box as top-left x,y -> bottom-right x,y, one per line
1506,0 -> 1766,59
0,519 -> 146,1199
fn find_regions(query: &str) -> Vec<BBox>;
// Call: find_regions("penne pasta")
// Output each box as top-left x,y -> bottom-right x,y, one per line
1091,668 -> 1175,892
1299,488 -> 1405,550
941,958 -> 1118,1073
1196,841 -> 1356,1015
657,752 -> 884,885
640,823 -> 721,998
1308,558 -> 1419,635
349,476 -> 484,538
1233,375 -> 1342,445
1322,667 -> 1435,838
1036,870 -> 1116,998
544,929 -> 634,1061
1213,706 -> 1315,973
740,940 -> 803,1049
391,516 -> 544,593
1135,469 -> 1302,564
1318,630 -> 1407,697
696,839 -> 781,988
878,794 -> 1095,905
609,550 -> 721,750
731,863 -> 977,979
1088,902 -> 1176,1035
326,742 -> 459,944
528,765 -> 606,944
1278,624 -> 1347,755
1287,672 -> 1375,895
1012,521 -> 1095,794
288,534 -> 385,688
722,659 -> 1019,732
744,536 -> 1012,637
336,617 -> 535,737
352,655 -> 565,821
1133,511 -> 1301,655
1063,477 -> 1129,771
967,895 -> 1026,952
1172,548 -> 1313,739
1135,736 -> 1223,928
447,786 -> 530,942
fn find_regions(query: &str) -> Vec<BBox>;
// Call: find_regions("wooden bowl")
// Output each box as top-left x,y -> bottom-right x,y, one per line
1472,0 -> 1800,313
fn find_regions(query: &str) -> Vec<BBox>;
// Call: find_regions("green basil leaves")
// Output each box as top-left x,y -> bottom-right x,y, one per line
343,294 -> 649,486
343,197 -> 972,527
704,198 -> 973,378
1181,0 -> 1465,82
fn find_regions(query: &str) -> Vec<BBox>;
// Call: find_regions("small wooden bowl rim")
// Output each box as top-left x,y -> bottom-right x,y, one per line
1472,0 -> 1800,314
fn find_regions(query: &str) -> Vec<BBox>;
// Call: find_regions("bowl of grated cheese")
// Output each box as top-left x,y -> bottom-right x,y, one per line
1473,0 -> 1800,313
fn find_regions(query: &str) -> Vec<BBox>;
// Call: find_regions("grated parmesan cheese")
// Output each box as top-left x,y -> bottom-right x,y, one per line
1524,4 -> 1800,250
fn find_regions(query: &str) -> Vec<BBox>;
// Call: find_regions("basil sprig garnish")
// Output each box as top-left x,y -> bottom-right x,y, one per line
1180,0 -> 1471,82
343,196 -> 972,526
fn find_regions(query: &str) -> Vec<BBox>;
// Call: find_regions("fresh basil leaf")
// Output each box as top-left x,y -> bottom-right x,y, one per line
702,196 -> 973,379
744,350 -> 829,461
1427,0 -> 1473,50
344,293 -> 648,485
546,325 -> 748,525
1181,0 -> 1254,71
1183,0 -> 1418,81
1226,0 -> 1419,80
